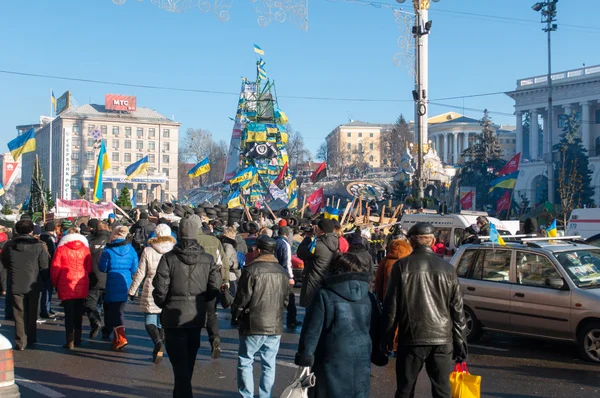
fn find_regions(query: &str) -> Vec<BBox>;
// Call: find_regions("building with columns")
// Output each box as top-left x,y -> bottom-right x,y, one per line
506,64 -> 600,204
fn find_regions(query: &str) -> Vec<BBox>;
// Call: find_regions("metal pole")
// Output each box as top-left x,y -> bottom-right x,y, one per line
415,10 -> 425,200
49,88 -> 53,194
546,2 -> 555,204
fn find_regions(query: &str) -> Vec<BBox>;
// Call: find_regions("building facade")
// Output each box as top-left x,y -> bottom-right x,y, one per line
325,120 -> 385,173
21,99 -> 180,203
506,64 -> 600,204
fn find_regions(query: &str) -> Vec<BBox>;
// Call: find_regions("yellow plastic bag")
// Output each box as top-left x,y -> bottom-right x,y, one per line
450,363 -> 481,398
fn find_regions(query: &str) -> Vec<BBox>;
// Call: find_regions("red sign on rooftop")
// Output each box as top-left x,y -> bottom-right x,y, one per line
105,94 -> 136,112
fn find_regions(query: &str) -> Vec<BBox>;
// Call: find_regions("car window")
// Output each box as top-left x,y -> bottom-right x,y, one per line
454,228 -> 465,248
456,249 -> 477,277
436,228 -> 452,247
471,249 -> 511,283
516,251 -> 561,288
555,250 -> 600,288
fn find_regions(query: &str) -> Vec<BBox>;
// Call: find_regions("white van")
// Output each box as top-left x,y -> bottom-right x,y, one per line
400,211 -> 514,257
566,208 -> 600,239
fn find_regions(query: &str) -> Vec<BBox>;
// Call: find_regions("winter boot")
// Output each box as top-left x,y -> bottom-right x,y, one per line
101,326 -> 111,340
74,329 -> 82,347
159,328 -> 165,342
63,332 -> 74,349
211,338 -> 221,359
113,326 -> 128,350
89,321 -> 101,339
145,324 -> 164,364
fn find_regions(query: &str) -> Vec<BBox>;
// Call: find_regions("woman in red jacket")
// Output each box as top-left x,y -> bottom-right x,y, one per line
51,227 -> 92,349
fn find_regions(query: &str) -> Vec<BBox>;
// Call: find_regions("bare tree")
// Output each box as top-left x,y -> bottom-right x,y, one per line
557,146 -> 583,228
179,128 -> 230,188
381,114 -> 412,169
286,124 -> 311,169
316,142 -> 328,163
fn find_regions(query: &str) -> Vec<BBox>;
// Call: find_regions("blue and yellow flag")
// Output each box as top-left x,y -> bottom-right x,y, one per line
130,190 -> 137,208
489,171 -> 518,193
287,190 -> 298,209
288,179 -> 297,199
253,44 -> 265,55
188,157 -> 210,178
489,223 -> 506,246
8,128 -> 36,161
324,206 -> 340,221
93,141 -> 111,203
259,58 -> 266,67
227,190 -> 241,208
258,66 -> 267,80
51,90 -> 56,111
309,237 -> 317,254
0,182 -> 5,197
547,219 -> 557,237
230,166 -> 257,185
239,172 -> 259,190
125,156 -> 149,180
274,108 -> 289,125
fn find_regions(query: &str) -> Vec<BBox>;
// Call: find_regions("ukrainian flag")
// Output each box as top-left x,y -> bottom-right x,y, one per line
324,206 -> 340,221
309,237 -> 317,254
253,44 -> 265,55
547,220 -> 557,237
288,179 -> 297,199
227,190 -> 241,208
230,166 -> 257,185
0,182 -> 5,197
259,58 -> 266,67
188,157 -> 210,178
274,108 -> 289,125
8,128 -> 36,161
489,223 -> 506,246
489,171 -> 519,193
125,156 -> 149,180
287,190 -> 298,209
93,141 -> 111,203
239,172 -> 259,190
51,90 -> 56,111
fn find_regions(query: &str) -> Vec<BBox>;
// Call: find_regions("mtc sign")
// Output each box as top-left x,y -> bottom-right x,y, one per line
105,94 -> 137,112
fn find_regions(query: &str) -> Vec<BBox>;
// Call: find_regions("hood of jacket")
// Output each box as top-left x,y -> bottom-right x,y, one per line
319,233 -> 339,253
171,239 -> 206,265
12,235 -> 43,252
250,253 -> 279,265
148,235 -> 176,254
106,239 -> 132,257
326,272 -> 371,302
524,217 -> 539,234
137,219 -> 150,228
58,233 -> 89,250
348,243 -> 368,254
386,240 -> 412,260
220,236 -> 237,249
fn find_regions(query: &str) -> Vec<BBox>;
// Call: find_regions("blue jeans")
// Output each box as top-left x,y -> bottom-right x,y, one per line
237,334 -> 281,398
40,279 -> 53,316
145,313 -> 162,328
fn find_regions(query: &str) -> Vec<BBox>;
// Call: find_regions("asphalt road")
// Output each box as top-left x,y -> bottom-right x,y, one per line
1,291 -> 598,398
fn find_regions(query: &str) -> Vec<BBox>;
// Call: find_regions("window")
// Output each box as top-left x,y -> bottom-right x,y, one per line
369,155 -> 374,162
148,167 -> 156,174
125,127 -> 132,138
148,141 -> 155,151
516,252 -> 561,288
163,129 -> 170,138
370,132 -> 374,138
124,140 -> 132,149
369,143 -> 374,150
112,140 -> 120,150
163,155 -> 170,163
165,181 -> 170,190
436,228 -> 452,248
112,126 -> 119,135
347,132 -> 351,137
163,168 -> 169,176
347,155 -> 351,162
112,153 -> 119,162
72,164 -> 80,174
456,249 -> 477,277
164,142 -> 170,151
471,249 -> 511,283
347,143 -> 351,150
358,132 -> 363,137
124,153 -> 131,162
86,152 -> 94,161
358,143 -> 363,152
499,139 -> 503,144
512,139 -> 516,144
137,128 -> 144,138
87,138 -> 95,147
136,153 -> 143,161
86,165 -> 95,173
87,124 -> 95,133
71,152 -> 79,160
148,128 -> 156,137
453,228 -> 465,248
136,140 -> 143,150
73,125 -> 81,134
148,154 -> 155,164
112,166 -> 120,173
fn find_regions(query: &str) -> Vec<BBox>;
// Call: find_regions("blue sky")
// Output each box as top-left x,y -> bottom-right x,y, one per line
1,0 -> 599,156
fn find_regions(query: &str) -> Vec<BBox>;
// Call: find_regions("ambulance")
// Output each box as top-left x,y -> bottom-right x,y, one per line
566,208 -> 600,239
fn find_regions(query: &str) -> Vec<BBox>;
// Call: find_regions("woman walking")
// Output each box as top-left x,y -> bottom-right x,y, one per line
128,224 -> 175,363
98,226 -> 138,350
295,253 -> 374,398
50,227 -> 92,349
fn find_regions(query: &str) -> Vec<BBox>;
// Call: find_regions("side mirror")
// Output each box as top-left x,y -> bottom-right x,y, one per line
545,277 -> 566,290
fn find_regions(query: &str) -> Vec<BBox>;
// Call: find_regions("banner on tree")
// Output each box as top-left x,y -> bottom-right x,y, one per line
55,199 -> 114,219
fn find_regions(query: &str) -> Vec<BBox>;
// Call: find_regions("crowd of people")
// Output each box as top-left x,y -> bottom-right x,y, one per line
0,201 -> 469,398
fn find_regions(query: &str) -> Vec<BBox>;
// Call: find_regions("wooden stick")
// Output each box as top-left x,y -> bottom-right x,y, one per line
340,201 -> 353,225
110,202 -> 134,222
263,201 -> 278,221
336,198 -> 341,209
326,197 -> 330,207
240,195 -> 253,222
379,205 -> 386,225
388,199 -> 392,207
300,194 -> 307,219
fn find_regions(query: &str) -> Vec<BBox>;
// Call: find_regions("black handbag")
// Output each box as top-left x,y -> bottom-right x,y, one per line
368,292 -> 389,367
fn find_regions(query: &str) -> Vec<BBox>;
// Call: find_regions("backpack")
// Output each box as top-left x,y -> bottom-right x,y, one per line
237,251 -> 246,270
132,224 -> 154,254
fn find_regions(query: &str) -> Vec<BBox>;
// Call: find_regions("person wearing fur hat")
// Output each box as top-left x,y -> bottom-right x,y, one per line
348,232 -> 375,281
51,227 -> 92,349
128,224 -> 176,364
98,226 -> 139,350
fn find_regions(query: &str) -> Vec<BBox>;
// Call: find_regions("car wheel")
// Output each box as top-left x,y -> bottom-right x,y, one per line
464,306 -> 483,343
578,321 -> 600,363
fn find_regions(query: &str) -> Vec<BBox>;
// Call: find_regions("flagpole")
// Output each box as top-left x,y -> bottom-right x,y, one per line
49,88 -> 53,194
506,189 -> 514,221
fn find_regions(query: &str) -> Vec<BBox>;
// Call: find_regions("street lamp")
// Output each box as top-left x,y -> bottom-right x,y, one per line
397,0 -> 440,199
532,0 -> 558,204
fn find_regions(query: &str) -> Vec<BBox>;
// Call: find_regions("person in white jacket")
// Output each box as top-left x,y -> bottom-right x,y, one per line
128,224 -> 175,364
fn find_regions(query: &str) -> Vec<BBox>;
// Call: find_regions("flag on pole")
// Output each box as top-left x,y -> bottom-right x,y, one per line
324,206 -> 340,220
188,158 -> 210,178
0,182 -> 4,197
8,128 -> 36,161
496,190 -> 511,213
130,190 -> 137,208
253,44 -> 265,55
460,190 -> 474,210
125,156 -> 149,180
227,190 -> 241,208
273,162 -> 288,186
92,141 -> 111,203
310,162 -> 327,183
489,171 -> 518,193
51,90 -> 57,112
230,166 -> 257,185
498,153 -> 521,176
307,187 -> 324,213
287,190 -> 298,209
547,220 -> 558,237
489,223 -> 506,246
287,178 -> 297,199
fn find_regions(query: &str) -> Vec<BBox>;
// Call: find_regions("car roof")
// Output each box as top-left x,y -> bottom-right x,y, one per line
460,241 -> 600,253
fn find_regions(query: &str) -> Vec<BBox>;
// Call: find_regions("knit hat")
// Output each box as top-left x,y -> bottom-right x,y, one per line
179,218 -> 199,239
154,223 -> 172,238
33,225 -> 43,236
44,221 -> 55,232
111,226 -> 129,241
61,220 -> 73,230
278,219 -> 287,227
348,232 -> 365,247
87,219 -> 99,230
139,211 -> 149,220
317,219 -> 334,234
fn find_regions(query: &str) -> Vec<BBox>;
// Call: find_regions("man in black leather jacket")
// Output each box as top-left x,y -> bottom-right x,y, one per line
383,222 -> 467,398
85,221 -> 111,339
233,235 -> 289,398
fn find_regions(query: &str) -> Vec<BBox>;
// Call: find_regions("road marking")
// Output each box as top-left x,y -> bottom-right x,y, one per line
16,377 -> 66,398
469,344 -> 509,352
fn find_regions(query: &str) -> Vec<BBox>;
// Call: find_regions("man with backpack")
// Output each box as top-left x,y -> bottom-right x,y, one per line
130,212 -> 155,257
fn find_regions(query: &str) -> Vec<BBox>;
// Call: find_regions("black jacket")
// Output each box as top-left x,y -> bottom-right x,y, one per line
152,239 -> 222,328
87,230 -> 111,290
0,235 -> 49,294
232,253 -> 289,336
298,233 -> 339,308
348,244 -> 374,278
383,246 -> 467,356
39,232 -> 57,260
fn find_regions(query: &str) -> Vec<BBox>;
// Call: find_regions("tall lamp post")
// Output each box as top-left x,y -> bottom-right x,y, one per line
532,0 -> 558,204
397,0 -> 439,199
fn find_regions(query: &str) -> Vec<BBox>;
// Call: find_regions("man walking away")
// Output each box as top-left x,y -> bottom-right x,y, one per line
233,235 -> 289,398
383,222 -> 467,398
86,221 -> 111,339
275,226 -> 301,328
1,220 -> 49,350
153,218 -> 222,398
39,221 -> 57,318
130,211 -> 156,257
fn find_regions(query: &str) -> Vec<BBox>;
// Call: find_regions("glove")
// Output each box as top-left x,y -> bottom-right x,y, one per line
453,342 -> 468,363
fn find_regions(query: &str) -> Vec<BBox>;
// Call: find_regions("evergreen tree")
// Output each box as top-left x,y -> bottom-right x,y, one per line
44,188 -> 55,209
1,203 -> 12,215
553,112 -> 594,220
116,187 -> 132,208
460,110 -> 506,208
392,179 -> 411,201
78,185 -> 87,199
